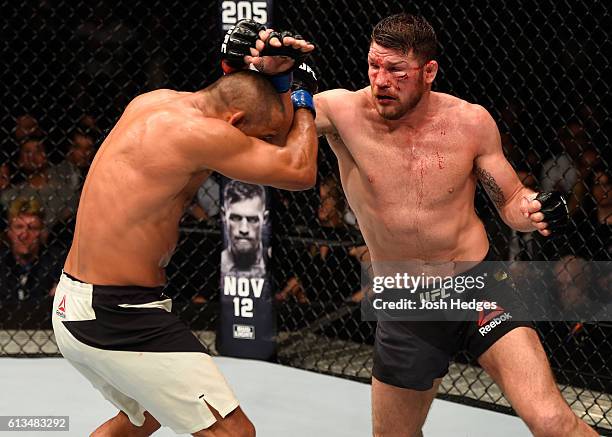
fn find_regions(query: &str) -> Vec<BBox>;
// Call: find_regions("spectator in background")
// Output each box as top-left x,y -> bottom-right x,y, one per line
540,121 -> 585,191
593,169 -> 612,225
55,127 -> 96,191
539,120 -> 597,213
591,167 -> 612,259
318,175 -> 346,229
538,120 -> 600,259
0,197 -> 64,302
174,175 -> 221,304
276,175 -> 360,304
0,163 -> 10,191
319,174 -> 361,229
187,177 -> 221,224
553,255 -> 593,315
15,114 -> 44,143
1,138 -> 79,229
78,114 -> 99,134
565,147 -> 599,220
0,162 -> 12,230
348,244 -> 370,303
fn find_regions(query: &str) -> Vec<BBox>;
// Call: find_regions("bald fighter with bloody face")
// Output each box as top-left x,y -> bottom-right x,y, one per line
306,13 -> 596,437
52,27 -> 317,437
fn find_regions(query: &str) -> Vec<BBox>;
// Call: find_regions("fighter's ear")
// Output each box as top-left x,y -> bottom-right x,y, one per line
423,60 -> 438,84
228,111 -> 245,127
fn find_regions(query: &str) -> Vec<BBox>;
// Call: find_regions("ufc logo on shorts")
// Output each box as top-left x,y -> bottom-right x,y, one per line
478,312 -> 512,336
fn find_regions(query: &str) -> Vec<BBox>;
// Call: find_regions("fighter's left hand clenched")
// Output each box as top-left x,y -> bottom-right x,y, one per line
520,191 -> 569,237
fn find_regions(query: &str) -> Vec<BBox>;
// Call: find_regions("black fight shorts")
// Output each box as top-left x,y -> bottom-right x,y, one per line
372,252 -> 534,391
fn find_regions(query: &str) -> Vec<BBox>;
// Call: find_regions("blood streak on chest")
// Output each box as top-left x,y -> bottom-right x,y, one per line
436,150 -> 444,170
435,150 -> 445,169
417,160 -> 425,209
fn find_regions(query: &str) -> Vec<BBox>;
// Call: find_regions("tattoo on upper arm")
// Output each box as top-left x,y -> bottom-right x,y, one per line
475,166 -> 505,208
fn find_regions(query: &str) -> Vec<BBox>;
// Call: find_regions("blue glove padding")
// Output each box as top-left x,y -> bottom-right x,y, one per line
248,64 -> 293,93
268,72 -> 293,93
291,89 -> 315,117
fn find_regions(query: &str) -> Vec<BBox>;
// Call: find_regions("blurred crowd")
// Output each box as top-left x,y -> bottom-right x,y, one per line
0,107 -> 609,333
1,114 -> 99,308
498,109 -> 611,262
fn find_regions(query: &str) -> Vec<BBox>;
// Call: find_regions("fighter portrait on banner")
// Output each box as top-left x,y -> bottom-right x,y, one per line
221,180 -> 269,278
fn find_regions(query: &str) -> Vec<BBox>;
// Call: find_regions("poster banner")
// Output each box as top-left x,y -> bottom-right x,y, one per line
217,177 -> 276,359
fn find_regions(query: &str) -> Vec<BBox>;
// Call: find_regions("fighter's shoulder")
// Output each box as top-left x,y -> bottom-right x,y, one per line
163,111 -> 235,145
438,93 -> 497,132
127,89 -> 181,109
315,88 -> 361,108
128,91 -> 217,131
124,90 -> 189,126
316,88 -> 367,130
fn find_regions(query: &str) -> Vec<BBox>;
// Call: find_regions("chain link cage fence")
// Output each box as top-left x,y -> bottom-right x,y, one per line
2,0 -> 610,433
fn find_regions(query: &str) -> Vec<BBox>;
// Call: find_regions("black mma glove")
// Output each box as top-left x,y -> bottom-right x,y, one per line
291,62 -> 318,116
255,32 -> 317,93
260,31 -> 315,72
292,62 -> 318,95
220,19 -> 266,73
535,191 -> 569,234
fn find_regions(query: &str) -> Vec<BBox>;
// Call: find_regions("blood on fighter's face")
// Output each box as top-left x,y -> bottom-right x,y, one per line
367,43 -> 427,120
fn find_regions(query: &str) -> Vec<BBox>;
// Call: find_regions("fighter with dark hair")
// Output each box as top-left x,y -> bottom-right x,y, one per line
52,26 -> 318,437
299,12 -> 595,437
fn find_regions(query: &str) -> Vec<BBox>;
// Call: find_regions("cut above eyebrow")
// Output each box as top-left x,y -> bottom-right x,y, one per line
367,57 -> 408,66
390,59 -> 408,64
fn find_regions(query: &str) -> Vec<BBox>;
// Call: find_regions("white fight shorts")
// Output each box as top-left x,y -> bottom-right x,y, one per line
52,273 -> 239,434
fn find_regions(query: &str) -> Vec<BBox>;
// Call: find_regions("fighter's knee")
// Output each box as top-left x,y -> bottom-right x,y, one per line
222,420 -> 255,437
227,411 -> 255,437
242,420 -> 256,437
526,407 -> 578,437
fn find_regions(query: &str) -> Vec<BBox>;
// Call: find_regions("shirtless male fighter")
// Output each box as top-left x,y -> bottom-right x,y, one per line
303,13 -> 597,437
51,24 -> 317,437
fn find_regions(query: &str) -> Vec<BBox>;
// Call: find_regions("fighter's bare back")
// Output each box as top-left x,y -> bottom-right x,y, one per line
317,88 -> 490,263
65,72 -> 317,288
64,90 -> 213,286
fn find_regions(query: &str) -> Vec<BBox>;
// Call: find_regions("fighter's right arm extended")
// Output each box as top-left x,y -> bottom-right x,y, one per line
174,109 -> 318,191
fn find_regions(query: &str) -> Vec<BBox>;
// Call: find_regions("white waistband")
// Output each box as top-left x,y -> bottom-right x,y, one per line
58,272 -> 94,297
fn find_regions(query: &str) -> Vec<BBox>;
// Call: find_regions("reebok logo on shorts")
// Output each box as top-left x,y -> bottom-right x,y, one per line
56,295 -> 67,319
478,303 -> 512,336
478,303 -> 505,327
